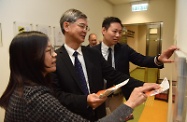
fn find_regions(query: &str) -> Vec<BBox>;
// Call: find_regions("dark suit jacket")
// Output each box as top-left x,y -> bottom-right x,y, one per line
93,43 -> 163,95
51,45 -> 144,121
86,44 -> 91,47
93,43 -> 163,76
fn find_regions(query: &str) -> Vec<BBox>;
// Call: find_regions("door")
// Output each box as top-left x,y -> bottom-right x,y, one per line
145,22 -> 163,83
146,22 -> 162,56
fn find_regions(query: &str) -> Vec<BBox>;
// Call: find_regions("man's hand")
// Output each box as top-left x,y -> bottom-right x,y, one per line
87,93 -> 107,109
158,45 -> 179,63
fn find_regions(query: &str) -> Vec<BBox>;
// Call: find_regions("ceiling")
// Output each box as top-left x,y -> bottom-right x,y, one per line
106,0 -> 147,5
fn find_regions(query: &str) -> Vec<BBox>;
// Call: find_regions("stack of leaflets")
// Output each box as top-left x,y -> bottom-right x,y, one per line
145,77 -> 169,96
97,79 -> 129,99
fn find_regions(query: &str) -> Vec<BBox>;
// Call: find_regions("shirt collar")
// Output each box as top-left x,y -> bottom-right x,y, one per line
64,44 -> 83,56
101,42 -> 114,52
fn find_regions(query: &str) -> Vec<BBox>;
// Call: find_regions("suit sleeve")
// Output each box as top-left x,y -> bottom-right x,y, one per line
26,87 -> 88,122
99,104 -> 133,122
97,51 -> 144,100
127,45 -> 163,68
121,78 -> 144,100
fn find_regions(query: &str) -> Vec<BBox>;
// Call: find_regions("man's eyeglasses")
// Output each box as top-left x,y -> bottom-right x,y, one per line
75,23 -> 90,32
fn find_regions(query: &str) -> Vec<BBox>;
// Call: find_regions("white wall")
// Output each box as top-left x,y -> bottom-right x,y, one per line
0,0 -> 113,121
168,0 -> 187,122
175,0 -> 187,53
113,0 -> 176,80
174,0 -> 187,83
126,25 -> 139,71
170,0 -> 187,82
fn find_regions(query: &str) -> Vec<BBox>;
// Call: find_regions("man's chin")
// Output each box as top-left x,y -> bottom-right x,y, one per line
113,41 -> 118,45
80,39 -> 85,43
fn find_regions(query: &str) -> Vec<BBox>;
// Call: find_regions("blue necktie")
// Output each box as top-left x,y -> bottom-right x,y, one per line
73,51 -> 89,95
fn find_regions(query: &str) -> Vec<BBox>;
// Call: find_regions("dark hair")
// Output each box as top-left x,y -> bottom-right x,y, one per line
102,17 -> 123,30
0,31 -> 49,109
60,8 -> 87,34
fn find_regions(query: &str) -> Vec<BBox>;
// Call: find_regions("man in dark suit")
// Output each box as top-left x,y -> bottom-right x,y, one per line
51,9 -> 159,121
87,33 -> 98,47
93,17 -> 178,112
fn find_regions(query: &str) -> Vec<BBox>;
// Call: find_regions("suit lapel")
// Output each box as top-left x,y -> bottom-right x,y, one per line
59,46 -> 87,94
81,47 -> 94,92
114,43 -> 121,68
97,43 -> 102,52
59,46 -> 77,78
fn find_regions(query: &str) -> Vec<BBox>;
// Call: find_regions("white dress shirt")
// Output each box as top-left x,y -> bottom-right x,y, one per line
101,42 -> 115,68
64,44 -> 90,93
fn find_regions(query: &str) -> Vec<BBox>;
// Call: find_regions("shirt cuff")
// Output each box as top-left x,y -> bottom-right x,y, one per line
154,55 -> 163,66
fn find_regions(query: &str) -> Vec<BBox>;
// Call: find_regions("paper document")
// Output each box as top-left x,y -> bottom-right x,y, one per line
97,79 -> 129,99
145,77 -> 169,96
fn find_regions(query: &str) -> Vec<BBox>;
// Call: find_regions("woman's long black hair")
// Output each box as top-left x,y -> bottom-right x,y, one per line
0,31 -> 50,109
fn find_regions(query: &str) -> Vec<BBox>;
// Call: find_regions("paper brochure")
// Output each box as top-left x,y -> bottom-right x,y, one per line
97,79 -> 129,99
145,77 -> 169,96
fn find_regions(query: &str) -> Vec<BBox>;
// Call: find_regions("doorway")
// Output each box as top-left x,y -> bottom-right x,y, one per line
146,22 -> 163,56
121,22 -> 163,83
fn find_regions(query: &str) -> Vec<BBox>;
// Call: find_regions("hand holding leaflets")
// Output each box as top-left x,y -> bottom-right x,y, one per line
145,77 -> 169,96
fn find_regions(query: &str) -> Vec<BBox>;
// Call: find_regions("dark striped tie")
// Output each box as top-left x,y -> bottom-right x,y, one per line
73,51 -> 89,95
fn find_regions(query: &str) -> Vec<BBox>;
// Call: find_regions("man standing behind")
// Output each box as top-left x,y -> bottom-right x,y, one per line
87,33 -> 98,47
93,17 -> 178,112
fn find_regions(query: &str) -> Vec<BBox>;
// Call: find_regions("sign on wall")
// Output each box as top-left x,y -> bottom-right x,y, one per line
36,24 -> 52,40
13,21 -> 33,35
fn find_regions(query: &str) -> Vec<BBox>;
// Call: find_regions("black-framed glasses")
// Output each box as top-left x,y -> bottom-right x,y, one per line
75,23 -> 90,32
